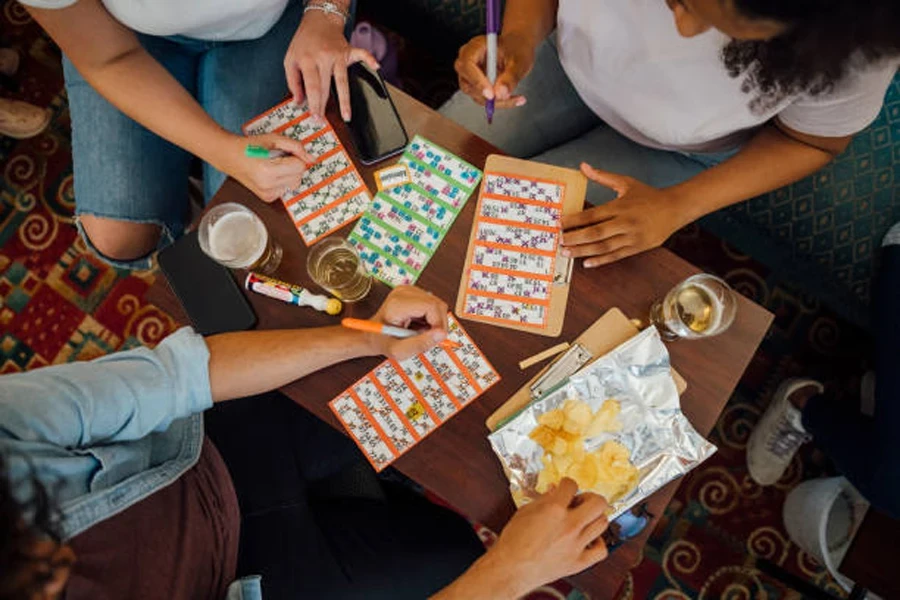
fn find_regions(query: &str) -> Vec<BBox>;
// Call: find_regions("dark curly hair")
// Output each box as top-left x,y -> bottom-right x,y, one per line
0,453 -> 65,600
723,0 -> 900,113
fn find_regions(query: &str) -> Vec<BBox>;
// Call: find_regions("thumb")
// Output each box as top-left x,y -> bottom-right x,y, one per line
390,329 -> 446,361
265,133 -> 314,164
580,163 -> 629,196
348,47 -> 381,71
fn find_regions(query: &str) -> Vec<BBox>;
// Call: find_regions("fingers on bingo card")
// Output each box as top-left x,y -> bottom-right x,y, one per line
282,114 -> 328,142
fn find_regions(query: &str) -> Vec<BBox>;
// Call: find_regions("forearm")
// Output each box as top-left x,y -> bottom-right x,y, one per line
668,124 -> 836,223
206,327 -> 379,402
502,0 -> 558,47
432,552 -> 531,600
27,2 -> 239,175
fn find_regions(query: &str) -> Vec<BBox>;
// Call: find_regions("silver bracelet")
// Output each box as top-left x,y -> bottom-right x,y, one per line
303,1 -> 349,23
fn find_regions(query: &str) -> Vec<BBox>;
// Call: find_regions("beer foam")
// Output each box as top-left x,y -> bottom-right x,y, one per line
208,211 -> 267,267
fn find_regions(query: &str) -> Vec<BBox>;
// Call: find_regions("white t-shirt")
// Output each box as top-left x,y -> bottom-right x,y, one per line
18,0 -> 289,41
557,0 -> 898,153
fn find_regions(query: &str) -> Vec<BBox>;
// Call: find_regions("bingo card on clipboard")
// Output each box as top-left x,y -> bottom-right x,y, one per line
455,155 -> 586,337
347,135 -> 482,287
329,314 -> 500,471
242,99 -> 371,245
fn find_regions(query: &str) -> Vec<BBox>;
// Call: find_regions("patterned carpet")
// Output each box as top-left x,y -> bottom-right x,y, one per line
1,6 -> 871,599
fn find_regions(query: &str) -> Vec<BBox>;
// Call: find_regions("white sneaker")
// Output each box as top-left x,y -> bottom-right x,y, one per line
747,378 -> 823,486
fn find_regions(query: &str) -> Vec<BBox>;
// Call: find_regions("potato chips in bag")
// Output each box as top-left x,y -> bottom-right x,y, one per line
488,327 -> 717,519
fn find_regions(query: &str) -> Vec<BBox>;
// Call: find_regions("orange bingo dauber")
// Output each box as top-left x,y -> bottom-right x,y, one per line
341,318 -> 461,350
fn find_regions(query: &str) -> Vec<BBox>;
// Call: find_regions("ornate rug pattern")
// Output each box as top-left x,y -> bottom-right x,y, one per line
1,6 -> 865,598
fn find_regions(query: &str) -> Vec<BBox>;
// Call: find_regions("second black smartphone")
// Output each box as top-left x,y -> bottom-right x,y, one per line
344,63 -> 409,164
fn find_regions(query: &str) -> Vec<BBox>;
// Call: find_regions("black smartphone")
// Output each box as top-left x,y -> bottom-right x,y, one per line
345,62 -> 409,165
157,230 -> 257,335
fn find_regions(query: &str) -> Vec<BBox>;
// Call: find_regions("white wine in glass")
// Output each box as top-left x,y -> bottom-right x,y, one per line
650,274 -> 737,341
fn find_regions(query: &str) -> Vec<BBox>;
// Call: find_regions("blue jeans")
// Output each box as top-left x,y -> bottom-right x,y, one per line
439,36 -> 736,205
63,0 -> 303,270
802,239 -> 900,519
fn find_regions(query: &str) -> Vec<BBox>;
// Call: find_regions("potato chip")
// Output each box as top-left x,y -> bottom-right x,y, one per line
586,399 -> 622,436
562,400 -> 592,435
528,399 -> 638,502
537,409 -> 564,430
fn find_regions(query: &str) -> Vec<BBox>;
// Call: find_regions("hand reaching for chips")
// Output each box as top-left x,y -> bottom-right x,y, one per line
530,399 -> 639,503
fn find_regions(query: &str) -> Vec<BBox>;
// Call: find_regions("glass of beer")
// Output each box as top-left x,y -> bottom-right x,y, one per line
306,237 -> 372,302
649,273 -> 737,341
198,203 -> 282,274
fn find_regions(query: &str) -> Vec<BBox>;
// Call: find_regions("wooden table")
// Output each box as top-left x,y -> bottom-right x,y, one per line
150,88 -> 773,598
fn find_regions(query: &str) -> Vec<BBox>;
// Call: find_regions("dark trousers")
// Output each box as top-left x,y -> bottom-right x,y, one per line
802,245 -> 900,519
204,392 -> 485,600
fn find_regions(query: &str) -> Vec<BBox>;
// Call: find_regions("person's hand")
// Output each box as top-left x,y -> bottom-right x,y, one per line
454,32 -> 536,109
284,10 -> 379,120
224,132 -> 313,202
369,286 -> 449,360
561,163 -> 691,267
489,479 -> 610,593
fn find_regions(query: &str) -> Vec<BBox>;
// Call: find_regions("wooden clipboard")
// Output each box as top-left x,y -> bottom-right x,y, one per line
486,308 -> 688,432
455,155 -> 586,337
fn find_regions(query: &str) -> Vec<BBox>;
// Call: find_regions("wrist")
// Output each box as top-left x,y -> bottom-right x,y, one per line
303,1 -> 349,28
207,131 -> 246,178
471,549 -> 538,599
665,180 -> 708,226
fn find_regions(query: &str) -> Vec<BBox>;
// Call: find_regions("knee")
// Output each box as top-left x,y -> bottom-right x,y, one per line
79,215 -> 162,262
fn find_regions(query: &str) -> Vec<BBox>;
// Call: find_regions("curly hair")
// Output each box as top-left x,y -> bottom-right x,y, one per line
723,0 -> 900,113
0,453 -> 64,600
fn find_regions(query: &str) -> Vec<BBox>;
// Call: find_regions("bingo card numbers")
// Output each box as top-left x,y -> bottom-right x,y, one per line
329,314 -> 500,471
347,135 -> 482,287
456,155 -> 587,337
242,100 -> 371,245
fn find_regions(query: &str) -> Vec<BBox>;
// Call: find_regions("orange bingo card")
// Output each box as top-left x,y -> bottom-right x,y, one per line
328,314 -> 500,471
455,155 -> 587,337
242,99 -> 371,245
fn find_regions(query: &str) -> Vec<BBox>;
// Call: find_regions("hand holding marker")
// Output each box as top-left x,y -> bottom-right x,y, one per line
342,318 -> 461,350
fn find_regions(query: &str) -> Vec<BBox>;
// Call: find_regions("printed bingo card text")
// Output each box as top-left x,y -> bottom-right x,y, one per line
329,314 -> 500,470
242,99 -> 371,245
348,135 -> 482,286
460,172 -> 566,328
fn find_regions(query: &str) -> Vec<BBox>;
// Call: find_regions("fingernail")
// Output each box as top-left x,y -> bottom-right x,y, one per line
561,248 -> 571,257
515,97 -> 527,107
482,87 -> 495,100
342,112 -> 350,122
432,330 -> 447,342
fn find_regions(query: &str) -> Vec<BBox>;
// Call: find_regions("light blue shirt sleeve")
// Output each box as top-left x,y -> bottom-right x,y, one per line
0,327 -> 213,447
